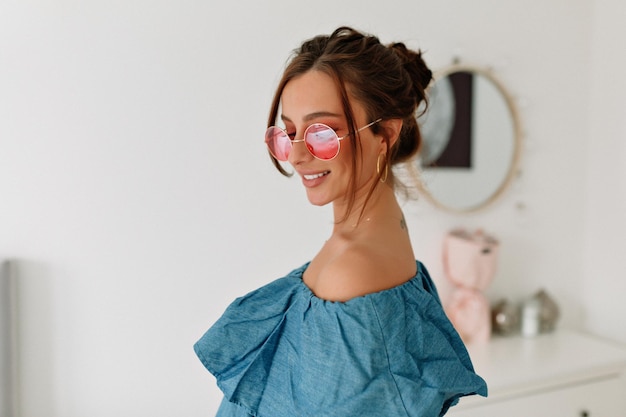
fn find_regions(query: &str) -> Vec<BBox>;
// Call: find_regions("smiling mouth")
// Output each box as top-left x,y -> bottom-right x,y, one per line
303,171 -> 330,180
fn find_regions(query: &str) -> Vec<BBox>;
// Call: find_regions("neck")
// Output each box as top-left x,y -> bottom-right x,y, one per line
331,182 -> 402,235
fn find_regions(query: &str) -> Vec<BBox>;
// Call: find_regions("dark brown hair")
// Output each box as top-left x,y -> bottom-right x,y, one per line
267,26 -> 432,219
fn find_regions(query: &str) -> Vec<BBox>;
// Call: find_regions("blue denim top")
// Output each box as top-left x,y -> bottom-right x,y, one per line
194,262 -> 487,417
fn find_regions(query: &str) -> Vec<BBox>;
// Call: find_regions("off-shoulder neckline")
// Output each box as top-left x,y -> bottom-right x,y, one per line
292,261 -> 423,305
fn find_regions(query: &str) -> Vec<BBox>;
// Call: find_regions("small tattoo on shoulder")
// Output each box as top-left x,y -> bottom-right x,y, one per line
400,214 -> 407,230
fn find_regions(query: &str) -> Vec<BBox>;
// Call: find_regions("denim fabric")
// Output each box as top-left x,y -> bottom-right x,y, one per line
195,262 -> 487,417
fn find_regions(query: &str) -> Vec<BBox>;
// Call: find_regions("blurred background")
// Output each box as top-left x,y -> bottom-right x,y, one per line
1,0 -> 624,415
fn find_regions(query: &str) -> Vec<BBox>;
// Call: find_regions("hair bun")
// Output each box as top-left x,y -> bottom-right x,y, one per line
388,42 -> 432,99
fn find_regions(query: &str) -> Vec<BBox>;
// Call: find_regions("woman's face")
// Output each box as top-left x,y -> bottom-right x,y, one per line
280,70 -> 382,208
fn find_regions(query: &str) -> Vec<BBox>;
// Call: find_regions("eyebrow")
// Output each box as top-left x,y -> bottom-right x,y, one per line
281,111 -> 344,123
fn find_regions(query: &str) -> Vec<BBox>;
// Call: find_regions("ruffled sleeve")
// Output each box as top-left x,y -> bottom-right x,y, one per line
194,271 -> 304,415
194,262 -> 487,417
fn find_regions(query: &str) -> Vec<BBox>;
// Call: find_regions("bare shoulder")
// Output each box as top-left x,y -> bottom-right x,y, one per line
311,246 -> 415,302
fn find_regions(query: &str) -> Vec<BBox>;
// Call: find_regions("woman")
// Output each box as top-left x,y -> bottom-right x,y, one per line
195,27 -> 487,416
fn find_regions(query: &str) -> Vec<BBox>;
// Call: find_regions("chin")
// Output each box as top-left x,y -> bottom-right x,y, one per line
306,198 -> 331,207
305,191 -> 333,207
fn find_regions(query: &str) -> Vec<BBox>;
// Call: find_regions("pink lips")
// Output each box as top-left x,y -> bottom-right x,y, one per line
300,170 -> 331,187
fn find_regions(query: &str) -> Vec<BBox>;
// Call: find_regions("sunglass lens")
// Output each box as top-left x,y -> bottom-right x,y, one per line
305,124 -> 339,160
265,127 -> 291,161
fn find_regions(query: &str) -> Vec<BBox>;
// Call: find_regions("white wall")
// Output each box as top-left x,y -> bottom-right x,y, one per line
582,0 -> 626,344
0,0 -> 622,416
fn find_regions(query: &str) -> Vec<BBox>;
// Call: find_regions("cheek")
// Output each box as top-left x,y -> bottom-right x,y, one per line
335,143 -> 356,173
349,142 -> 376,172
337,144 -> 372,184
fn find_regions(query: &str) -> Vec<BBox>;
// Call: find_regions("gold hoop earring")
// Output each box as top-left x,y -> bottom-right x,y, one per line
376,153 -> 388,183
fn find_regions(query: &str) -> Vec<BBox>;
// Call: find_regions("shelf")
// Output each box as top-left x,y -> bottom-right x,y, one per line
455,330 -> 626,409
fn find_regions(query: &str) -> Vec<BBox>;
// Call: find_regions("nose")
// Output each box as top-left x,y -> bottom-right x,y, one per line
287,137 -> 311,165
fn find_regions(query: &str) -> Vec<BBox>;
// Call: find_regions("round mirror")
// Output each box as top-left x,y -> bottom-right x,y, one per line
416,64 -> 522,213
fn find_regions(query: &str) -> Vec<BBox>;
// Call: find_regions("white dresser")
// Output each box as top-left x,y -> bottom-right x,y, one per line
449,330 -> 626,416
